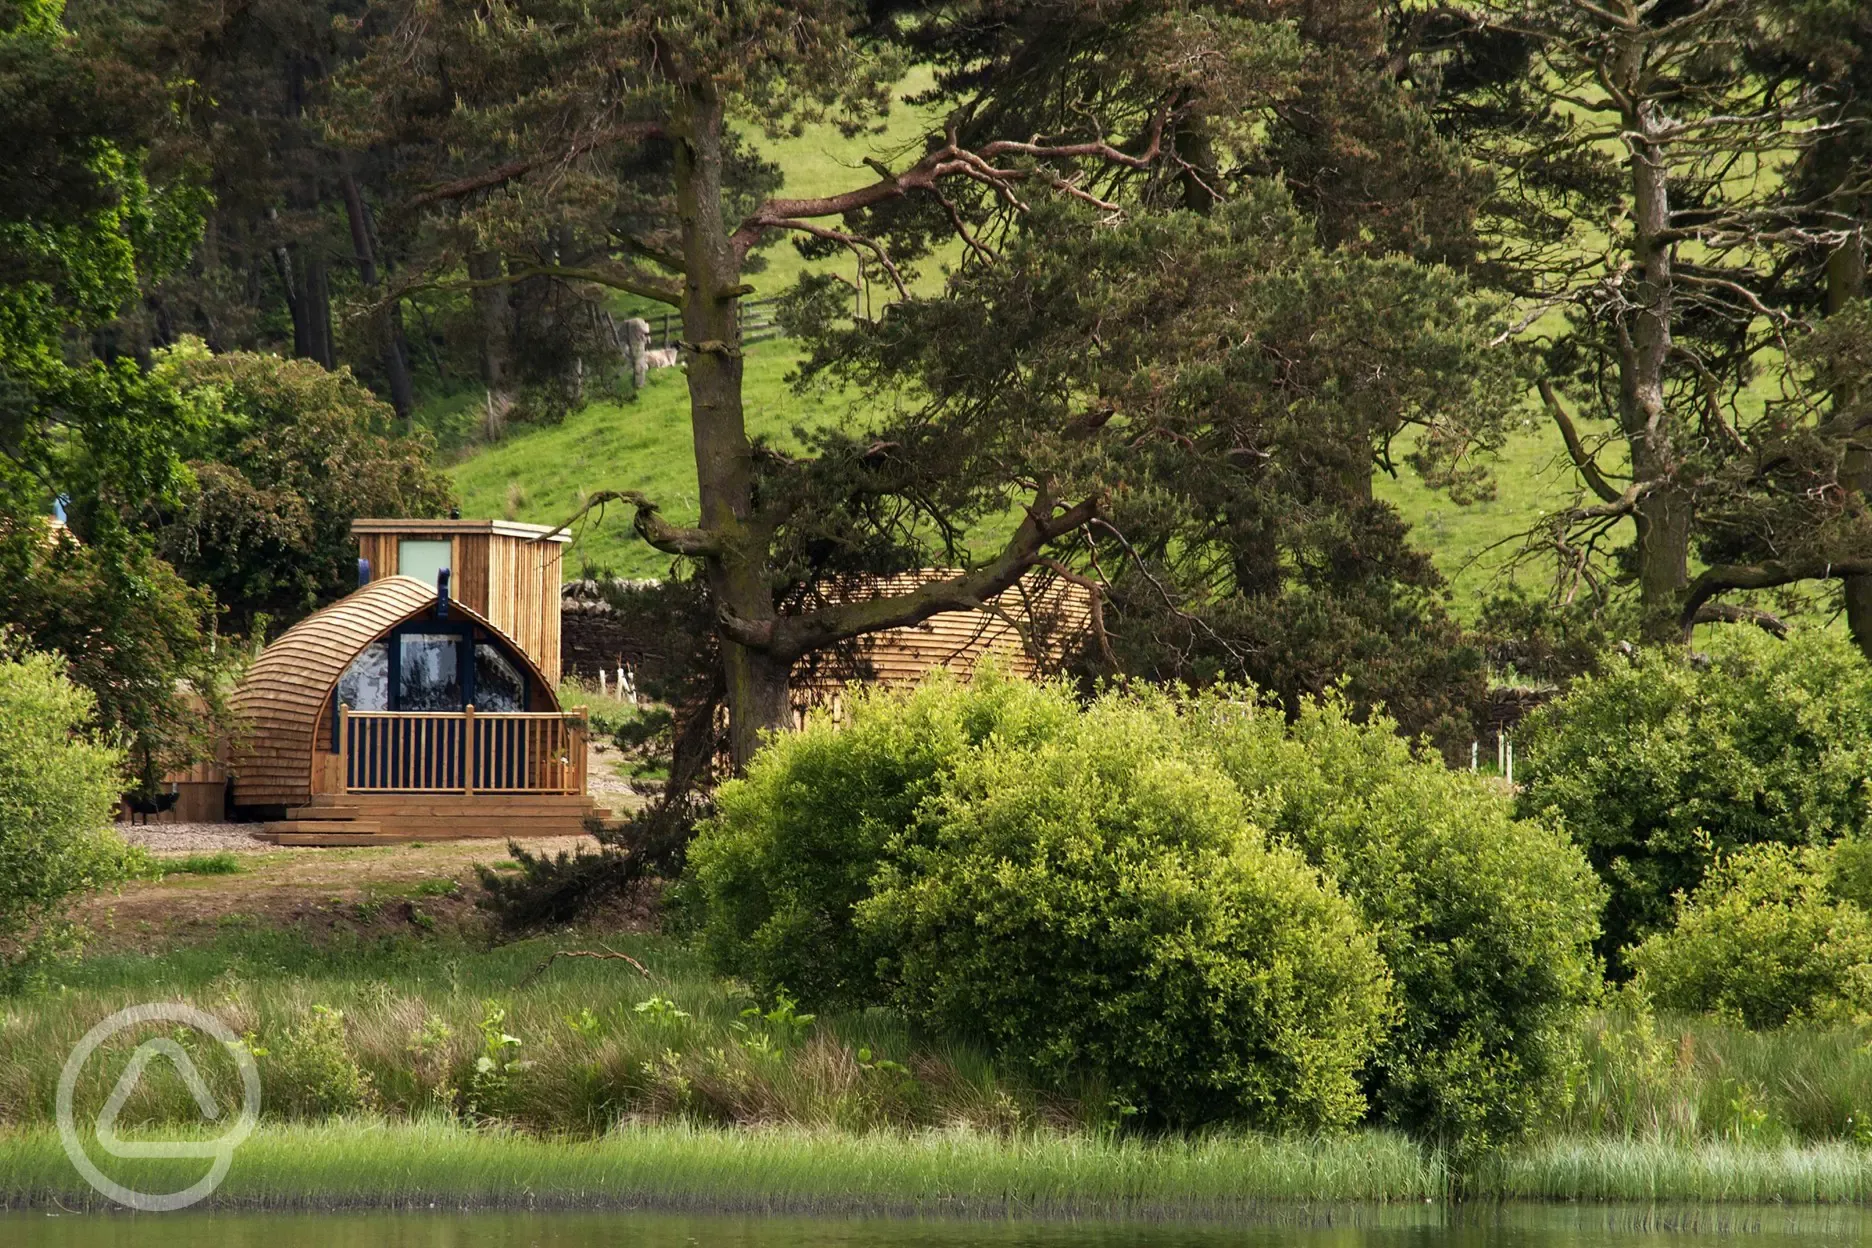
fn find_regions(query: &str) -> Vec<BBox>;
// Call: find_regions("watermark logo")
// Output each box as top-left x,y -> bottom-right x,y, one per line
56,1002 -> 261,1211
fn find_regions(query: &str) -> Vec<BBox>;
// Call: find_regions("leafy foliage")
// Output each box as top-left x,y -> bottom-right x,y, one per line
688,672 -> 1601,1143
0,531 -> 222,788
686,672 -> 1078,1007
1190,690 -> 1604,1153
153,341 -> 455,630
1517,629 -> 1872,962
1631,843 -> 1872,1029
857,694 -> 1392,1131
0,642 -> 144,987
259,1004 -> 379,1118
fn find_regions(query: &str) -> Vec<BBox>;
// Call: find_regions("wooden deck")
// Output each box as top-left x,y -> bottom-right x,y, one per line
257,792 -> 612,845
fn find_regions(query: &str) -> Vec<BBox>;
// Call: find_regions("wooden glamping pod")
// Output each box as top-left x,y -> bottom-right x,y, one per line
230,519 -> 604,845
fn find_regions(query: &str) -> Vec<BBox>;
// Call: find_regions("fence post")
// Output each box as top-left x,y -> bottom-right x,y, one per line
338,702 -> 350,793
463,704 -> 476,796
575,705 -> 589,795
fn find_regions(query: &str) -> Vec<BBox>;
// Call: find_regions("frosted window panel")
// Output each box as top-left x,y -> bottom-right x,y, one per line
399,539 -> 452,590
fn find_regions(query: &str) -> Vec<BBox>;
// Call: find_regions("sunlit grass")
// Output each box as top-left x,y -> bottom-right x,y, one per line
0,1118 -> 1441,1213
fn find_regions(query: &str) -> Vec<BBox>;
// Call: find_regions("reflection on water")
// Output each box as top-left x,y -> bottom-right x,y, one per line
8,1207 -> 1872,1248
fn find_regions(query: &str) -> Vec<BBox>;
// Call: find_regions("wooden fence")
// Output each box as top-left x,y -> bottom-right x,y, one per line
339,707 -> 588,795
651,298 -> 783,350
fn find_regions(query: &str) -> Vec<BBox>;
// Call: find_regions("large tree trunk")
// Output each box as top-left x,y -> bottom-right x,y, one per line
300,248 -> 336,370
1622,88 -> 1691,643
468,250 -> 514,435
341,169 -> 417,420
1831,227 -> 1872,654
673,82 -> 789,768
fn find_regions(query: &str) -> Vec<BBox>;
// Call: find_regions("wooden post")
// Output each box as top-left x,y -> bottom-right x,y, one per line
463,704 -> 476,796
575,705 -> 589,795
338,703 -> 350,793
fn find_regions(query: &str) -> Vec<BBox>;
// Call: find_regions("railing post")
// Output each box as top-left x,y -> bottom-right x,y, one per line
338,702 -> 350,793
576,705 -> 589,795
463,704 -> 476,796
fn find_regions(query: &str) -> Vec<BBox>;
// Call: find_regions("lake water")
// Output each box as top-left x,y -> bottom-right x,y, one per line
7,1208 -> 1872,1248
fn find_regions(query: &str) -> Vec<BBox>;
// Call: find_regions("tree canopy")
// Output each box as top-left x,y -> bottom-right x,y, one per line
7,0 -> 1872,768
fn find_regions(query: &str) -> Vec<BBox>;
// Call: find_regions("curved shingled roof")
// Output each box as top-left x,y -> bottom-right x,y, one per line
229,576 -> 558,807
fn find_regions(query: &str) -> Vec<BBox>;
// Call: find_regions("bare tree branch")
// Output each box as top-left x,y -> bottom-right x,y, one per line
727,106 -> 1172,259
540,490 -> 717,557
401,122 -> 666,211
1690,602 -> 1789,638
750,488 -> 1105,659
1681,556 -> 1872,638
1538,379 -> 1624,503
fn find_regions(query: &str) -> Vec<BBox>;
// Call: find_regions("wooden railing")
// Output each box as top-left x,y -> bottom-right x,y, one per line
652,298 -> 782,349
338,706 -> 589,795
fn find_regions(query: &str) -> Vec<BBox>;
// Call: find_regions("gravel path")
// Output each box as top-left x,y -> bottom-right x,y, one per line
115,821 -> 276,853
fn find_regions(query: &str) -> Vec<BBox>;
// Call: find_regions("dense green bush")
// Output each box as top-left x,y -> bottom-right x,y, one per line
690,674 -> 1604,1142
1630,843 -> 1872,1028
1190,690 -> 1604,1152
0,644 -> 144,986
687,672 -> 1077,1007
857,696 -> 1392,1130
1517,629 -> 1872,961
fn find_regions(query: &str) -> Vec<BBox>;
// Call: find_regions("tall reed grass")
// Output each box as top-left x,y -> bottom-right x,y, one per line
11,1121 -> 1872,1212
0,1119 -> 1442,1214
1554,1005 -> 1872,1146
0,929 -> 1106,1137
10,927 -> 1872,1211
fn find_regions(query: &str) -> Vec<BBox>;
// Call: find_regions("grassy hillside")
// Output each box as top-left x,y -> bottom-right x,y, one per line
451,349 -> 858,579
453,358 -> 1580,613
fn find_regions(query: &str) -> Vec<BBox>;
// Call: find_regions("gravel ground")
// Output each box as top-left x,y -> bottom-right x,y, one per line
587,741 -> 653,809
115,821 -> 275,853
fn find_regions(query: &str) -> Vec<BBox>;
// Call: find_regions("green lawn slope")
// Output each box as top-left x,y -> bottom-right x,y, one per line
450,349 -> 855,579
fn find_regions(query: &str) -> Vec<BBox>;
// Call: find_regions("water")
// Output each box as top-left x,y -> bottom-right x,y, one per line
7,1208 -> 1872,1248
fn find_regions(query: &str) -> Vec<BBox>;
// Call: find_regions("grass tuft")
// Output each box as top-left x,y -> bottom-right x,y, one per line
159,852 -> 243,876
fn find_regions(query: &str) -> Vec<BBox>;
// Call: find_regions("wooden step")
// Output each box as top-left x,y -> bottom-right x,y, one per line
264,832 -> 399,847
340,796 -> 598,815
260,819 -> 383,838
287,804 -> 359,820
361,817 -> 596,837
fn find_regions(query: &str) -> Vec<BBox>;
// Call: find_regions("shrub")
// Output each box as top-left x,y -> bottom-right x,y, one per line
856,695 -> 1393,1131
686,671 -> 1079,1007
1517,629 -> 1872,961
1191,690 -> 1604,1152
0,644 -> 144,987
1630,843 -> 1872,1028
260,1004 -> 377,1118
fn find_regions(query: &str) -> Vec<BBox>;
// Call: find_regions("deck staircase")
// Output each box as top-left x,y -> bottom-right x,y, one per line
258,792 -> 614,845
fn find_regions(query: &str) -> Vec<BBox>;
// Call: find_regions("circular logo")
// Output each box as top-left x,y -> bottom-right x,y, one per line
56,1002 -> 261,1211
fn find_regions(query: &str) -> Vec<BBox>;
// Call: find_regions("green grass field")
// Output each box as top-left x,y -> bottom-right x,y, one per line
450,353 -> 1584,612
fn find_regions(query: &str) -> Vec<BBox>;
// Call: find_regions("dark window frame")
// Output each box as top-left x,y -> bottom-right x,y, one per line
331,619 -> 532,750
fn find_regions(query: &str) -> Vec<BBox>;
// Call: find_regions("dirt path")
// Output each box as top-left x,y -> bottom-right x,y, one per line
79,834 -> 607,950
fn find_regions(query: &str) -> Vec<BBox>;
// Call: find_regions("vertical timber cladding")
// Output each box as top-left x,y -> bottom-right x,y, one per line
350,518 -> 567,684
